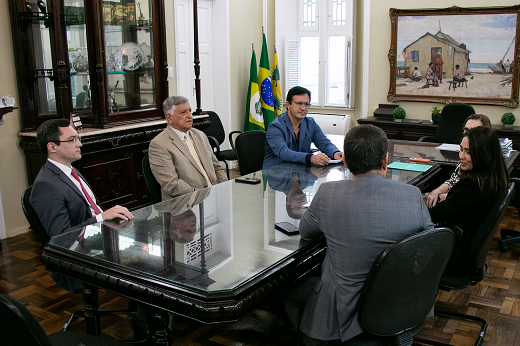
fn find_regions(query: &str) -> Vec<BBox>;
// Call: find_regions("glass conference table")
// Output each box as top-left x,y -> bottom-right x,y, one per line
41,140 -> 517,343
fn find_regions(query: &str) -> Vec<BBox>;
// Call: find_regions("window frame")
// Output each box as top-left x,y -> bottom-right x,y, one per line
283,0 -> 355,109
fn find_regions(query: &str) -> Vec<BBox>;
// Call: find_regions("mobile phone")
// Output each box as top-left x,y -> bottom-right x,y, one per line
275,222 -> 300,236
409,158 -> 431,163
235,177 -> 261,184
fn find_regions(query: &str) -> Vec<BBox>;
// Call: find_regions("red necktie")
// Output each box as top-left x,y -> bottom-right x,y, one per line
71,169 -> 103,216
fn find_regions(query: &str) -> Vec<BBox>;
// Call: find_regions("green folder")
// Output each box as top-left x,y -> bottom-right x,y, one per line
387,162 -> 431,172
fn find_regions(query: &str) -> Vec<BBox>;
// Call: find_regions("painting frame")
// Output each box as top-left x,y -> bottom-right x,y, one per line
388,5 -> 520,107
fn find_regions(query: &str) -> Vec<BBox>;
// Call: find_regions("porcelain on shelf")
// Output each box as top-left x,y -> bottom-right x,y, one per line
119,42 -> 145,71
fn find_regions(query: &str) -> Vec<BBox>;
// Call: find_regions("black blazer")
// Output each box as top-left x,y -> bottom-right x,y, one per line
429,176 -> 496,274
29,160 -> 103,238
29,160 -> 103,293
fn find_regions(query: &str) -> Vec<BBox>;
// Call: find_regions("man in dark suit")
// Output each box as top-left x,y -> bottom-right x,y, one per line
30,119 -> 133,292
283,125 -> 434,344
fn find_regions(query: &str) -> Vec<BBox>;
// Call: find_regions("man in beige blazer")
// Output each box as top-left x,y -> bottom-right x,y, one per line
149,96 -> 227,200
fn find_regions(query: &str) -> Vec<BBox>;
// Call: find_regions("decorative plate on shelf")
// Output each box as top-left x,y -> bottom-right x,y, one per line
119,42 -> 145,71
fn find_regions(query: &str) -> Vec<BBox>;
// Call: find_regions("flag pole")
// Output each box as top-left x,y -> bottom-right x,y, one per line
192,0 -> 203,115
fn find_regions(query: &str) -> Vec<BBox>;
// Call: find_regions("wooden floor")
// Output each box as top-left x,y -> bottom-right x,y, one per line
2,175 -> 520,345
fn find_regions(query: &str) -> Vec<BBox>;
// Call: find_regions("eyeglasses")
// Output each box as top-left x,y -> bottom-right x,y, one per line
55,136 -> 81,144
292,101 -> 312,108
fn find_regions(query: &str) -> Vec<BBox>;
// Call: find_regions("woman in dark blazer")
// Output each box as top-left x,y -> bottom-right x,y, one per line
429,127 -> 509,274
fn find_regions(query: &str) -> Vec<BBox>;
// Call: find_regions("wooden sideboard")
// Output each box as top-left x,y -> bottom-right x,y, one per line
20,121 -> 166,211
358,117 -> 520,175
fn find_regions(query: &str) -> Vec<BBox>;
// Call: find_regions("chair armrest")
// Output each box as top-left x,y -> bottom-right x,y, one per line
449,224 -> 464,237
229,131 -> 243,151
208,136 -> 220,156
418,136 -> 434,142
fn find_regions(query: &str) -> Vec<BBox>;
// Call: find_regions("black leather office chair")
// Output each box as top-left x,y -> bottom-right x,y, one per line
204,111 -> 242,179
0,293 -> 126,346
418,103 -> 475,144
417,182 -> 515,346
235,130 -> 266,176
342,228 -> 455,346
21,186 -> 50,245
499,178 -> 520,251
142,153 -> 162,204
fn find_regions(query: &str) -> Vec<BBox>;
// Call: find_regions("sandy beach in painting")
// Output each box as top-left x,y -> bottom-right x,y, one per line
395,71 -> 513,99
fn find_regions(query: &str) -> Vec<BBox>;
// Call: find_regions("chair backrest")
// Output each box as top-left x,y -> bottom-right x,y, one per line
0,293 -> 53,346
470,182 -> 515,268
204,111 -> 225,145
357,228 -> 455,336
142,153 -> 162,204
21,186 -> 50,245
434,103 -> 475,144
509,178 -> 520,208
235,130 -> 267,176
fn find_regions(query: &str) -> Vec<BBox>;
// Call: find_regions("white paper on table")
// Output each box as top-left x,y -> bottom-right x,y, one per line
329,159 -> 342,164
435,144 -> 460,152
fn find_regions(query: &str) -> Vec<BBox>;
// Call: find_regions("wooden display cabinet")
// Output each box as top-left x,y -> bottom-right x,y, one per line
10,0 -> 170,209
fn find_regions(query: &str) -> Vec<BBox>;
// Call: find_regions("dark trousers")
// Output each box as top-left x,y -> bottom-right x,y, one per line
281,276 -> 324,346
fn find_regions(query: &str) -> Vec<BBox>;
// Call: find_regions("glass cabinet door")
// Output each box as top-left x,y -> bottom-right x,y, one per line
10,0 -> 166,131
31,15 -> 58,116
16,0 -> 58,121
65,0 -> 92,118
103,0 -> 156,115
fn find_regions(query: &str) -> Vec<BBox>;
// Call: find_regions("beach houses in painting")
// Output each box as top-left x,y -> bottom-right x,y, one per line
402,31 -> 470,80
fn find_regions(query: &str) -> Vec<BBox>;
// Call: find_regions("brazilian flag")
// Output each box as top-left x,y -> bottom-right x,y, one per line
258,33 -> 275,129
244,49 -> 265,131
271,46 -> 283,118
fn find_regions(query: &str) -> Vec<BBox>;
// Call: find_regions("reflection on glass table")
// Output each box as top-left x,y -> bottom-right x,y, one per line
46,153 -> 439,293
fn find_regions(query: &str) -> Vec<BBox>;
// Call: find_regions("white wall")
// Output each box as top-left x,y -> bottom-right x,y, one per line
0,0 -> 30,238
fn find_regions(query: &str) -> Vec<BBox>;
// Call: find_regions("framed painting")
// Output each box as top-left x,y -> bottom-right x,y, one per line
388,5 -> 520,107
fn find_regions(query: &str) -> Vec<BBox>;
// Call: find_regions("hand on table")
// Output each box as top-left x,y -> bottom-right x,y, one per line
333,152 -> 344,161
102,205 -> 134,221
310,153 -> 331,166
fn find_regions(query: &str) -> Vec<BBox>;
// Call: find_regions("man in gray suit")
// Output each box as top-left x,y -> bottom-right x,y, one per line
149,96 -> 227,200
283,124 -> 433,344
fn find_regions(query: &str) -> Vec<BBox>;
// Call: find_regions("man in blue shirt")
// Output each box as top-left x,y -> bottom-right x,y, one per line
263,86 -> 343,169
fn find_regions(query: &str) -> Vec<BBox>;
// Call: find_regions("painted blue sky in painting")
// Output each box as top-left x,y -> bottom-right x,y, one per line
397,14 -> 516,63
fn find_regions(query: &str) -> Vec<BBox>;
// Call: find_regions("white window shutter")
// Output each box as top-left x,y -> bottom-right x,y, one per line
285,37 -> 301,92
